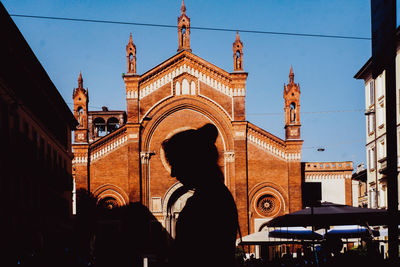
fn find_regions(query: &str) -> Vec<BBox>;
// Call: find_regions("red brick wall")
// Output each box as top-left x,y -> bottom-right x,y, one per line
198,82 -> 233,118
90,145 -> 129,197
73,51 -> 304,237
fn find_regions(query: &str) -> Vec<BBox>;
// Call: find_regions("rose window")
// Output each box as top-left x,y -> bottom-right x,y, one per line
98,197 -> 119,210
256,194 -> 280,216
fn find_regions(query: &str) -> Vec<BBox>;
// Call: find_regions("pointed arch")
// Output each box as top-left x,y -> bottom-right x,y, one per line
190,81 -> 196,95
182,79 -> 189,94
93,184 -> 129,207
175,81 -> 181,95
140,97 -> 234,153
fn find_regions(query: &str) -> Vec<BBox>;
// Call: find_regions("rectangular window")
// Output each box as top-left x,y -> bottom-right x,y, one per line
371,147 -> 376,170
367,113 -> 375,134
399,88 -> 400,116
368,147 -> 376,170
376,75 -> 381,98
378,140 -> 385,160
369,80 -> 375,106
376,74 -> 385,99
377,102 -> 384,127
368,149 -> 371,170
370,189 -> 376,208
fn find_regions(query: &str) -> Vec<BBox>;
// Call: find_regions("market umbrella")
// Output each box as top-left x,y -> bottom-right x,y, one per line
237,229 -> 322,245
325,225 -> 380,239
269,227 -> 323,240
266,202 -> 390,228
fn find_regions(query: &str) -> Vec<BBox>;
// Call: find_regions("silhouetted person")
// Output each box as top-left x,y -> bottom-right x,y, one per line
162,123 -> 238,267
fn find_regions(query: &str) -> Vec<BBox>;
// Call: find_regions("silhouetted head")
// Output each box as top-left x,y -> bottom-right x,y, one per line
162,123 -> 223,188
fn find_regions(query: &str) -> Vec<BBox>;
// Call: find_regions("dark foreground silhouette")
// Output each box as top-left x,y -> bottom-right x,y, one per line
162,123 -> 239,267
73,189 -> 172,267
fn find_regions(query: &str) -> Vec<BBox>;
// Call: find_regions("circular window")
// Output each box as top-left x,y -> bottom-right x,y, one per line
256,194 -> 281,217
98,197 -> 119,210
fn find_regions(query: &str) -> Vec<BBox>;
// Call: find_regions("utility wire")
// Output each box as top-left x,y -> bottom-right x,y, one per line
303,139 -> 364,150
247,109 -> 365,116
10,14 -> 371,41
65,102 -> 373,118
65,102 -> 370,115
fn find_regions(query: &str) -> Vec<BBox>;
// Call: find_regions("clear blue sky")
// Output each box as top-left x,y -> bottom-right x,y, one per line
2,0 -> 399,168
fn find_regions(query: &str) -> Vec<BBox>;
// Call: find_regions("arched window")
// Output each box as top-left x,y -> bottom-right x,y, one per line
77,107 -> 84,127
107,117 -> 119,134
255,194 -> 281,217
190,81 -> 196,95
98,196 -> 119,210
182,79 -> 189,94
166,185 -> 194,238
175,81 -> 181,95
235,50 -> 241,69
129,53 -> 134,72
236,50 -> 241,58
290,102 -> 296,122
72,179 -> 76,215
181,26 -> 187,47
93,117 -> 106,137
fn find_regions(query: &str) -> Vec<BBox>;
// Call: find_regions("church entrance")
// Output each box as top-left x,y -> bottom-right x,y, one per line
165,185 -> 193,238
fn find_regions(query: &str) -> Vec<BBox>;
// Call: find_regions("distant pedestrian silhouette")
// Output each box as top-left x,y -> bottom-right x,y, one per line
162,123 -> 239,267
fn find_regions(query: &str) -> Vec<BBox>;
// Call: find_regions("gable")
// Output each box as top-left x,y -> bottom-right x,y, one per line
136,52 -> 243,99
128,51 -> 245,122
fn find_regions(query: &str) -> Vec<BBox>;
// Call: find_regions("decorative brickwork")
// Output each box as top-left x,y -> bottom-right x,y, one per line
72,3 -> 304,237
303,161 -> 354,205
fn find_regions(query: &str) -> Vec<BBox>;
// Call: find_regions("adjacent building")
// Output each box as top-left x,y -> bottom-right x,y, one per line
351,163 -> 368,208
302,161 -> 353,205
354,26 -> 400,209
0,1 -> 77,262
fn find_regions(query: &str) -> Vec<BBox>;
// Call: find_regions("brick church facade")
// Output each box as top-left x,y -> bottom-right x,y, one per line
72,2 -> 304,236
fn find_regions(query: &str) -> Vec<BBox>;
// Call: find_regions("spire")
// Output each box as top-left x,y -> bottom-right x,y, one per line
233,32 -> 244,71
289,65 -> 294,83
78,71 -> 83,88
177,0 -> 191,52
126,33 -> 137,73
129,32 -> 133,44
284,64 -> 301,140
181,0 -> 186,14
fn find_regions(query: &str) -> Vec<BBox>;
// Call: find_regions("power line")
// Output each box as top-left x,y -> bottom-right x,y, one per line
303,139 -> 364,150
65,102 -> 370,115
10,14 -> 371,41
247,109 -> 365,116
66,101 -> 366,115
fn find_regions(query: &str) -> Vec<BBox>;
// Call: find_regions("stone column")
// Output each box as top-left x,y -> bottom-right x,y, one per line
224,151 -> 235,193
140,151 -> 153,207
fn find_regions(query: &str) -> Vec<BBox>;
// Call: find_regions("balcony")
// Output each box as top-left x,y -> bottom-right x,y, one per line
378,157 -> 387,174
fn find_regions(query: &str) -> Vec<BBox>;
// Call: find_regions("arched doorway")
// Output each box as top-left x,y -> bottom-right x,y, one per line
164,184 -> 194,238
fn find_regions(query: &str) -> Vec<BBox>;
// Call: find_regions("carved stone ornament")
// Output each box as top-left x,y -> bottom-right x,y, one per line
224,151 -> 235,162
256,194 -> 281,217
